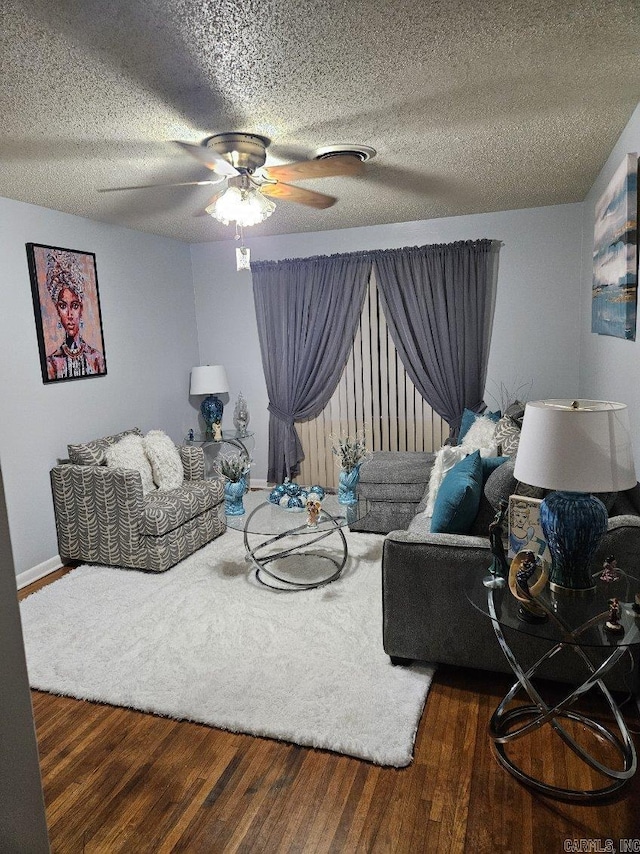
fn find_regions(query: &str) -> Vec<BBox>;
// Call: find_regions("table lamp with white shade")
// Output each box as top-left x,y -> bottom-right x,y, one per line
513,400 -> 636,594
190,365 -> 230,440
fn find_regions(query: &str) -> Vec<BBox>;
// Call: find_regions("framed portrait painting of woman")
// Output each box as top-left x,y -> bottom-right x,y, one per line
26,243 -> 107,383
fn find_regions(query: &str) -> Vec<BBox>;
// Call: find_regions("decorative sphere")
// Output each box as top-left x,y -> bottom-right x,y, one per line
272,483 -> 324,509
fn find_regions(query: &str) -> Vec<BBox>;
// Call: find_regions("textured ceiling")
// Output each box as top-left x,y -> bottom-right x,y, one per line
2,0 -> 639,244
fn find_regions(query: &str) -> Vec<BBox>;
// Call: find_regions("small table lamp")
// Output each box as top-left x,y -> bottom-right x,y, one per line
513,400 -> 636,594
190,365 -> 230,440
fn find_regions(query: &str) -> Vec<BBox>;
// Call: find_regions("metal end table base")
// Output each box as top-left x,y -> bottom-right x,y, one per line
488,592 -> 637,801
491,704 -> 635,801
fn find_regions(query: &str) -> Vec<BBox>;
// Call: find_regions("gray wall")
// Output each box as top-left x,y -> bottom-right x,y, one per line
579,102 -> 640,464
190,203 -> 584,482
0,461 -> 50,852
0,197 -> 198,576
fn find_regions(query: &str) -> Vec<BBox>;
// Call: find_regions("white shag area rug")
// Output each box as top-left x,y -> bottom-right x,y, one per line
20,524 -> 435,767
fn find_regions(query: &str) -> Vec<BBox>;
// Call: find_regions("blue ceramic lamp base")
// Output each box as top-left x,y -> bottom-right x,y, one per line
539,491 -> 608,594
200,395 -> 224,439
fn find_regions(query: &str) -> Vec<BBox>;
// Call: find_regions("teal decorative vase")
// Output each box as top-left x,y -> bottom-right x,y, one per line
224,477 -> 247,515
540,491 -> 607,591
338,465 -> 361,505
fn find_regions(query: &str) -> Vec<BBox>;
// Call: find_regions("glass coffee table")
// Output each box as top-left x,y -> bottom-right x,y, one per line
225,492 -> 369,591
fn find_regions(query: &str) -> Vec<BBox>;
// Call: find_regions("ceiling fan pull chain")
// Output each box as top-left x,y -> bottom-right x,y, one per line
235,224 -> 251,271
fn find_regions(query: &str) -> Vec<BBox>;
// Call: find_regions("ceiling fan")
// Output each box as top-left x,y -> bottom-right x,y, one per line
100,132 -> 370,226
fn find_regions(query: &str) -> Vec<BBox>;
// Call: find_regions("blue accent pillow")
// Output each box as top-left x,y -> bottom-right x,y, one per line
458,408 -> 500,443
481,455 -> 509,484
431,450 -> 483,534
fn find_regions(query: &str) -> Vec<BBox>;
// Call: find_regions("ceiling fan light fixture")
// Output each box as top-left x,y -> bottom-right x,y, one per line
206,176 -> 276,227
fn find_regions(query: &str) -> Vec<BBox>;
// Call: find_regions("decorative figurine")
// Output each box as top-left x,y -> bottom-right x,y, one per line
233,392 -> 250,438
600,554 -> 620,583
605,597 -> 624,635
306,496 -> 322,528
508,549 -> 549,623
188,428 -> 195,441
484,499 -> 510,589
516,551 -> 539,596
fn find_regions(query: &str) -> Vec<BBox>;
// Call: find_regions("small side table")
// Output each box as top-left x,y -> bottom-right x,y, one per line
185,430 -> 255,479
466,569 -> 640,801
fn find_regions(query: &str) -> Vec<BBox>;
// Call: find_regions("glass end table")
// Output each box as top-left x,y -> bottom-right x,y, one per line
184,431 -> 255,479
466,568 -> 640,800
185,429 -> 254,453
226,491 -> 370,591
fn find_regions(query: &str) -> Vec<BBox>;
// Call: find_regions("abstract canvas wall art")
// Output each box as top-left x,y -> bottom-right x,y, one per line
592,153 -> 638,340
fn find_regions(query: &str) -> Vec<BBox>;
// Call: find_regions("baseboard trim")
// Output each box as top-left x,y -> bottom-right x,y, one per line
17,555 -> 63,590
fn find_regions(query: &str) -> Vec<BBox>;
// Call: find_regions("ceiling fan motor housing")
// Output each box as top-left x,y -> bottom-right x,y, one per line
205,133 -> 269,173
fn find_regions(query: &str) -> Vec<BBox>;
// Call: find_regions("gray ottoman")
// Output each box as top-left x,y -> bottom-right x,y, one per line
352,451 -> 435,534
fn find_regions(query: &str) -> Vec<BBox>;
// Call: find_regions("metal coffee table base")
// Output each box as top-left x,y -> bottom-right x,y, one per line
488,593 -> 637,801
243,510 -> 348,591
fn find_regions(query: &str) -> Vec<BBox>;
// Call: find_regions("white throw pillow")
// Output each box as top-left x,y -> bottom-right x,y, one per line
423,445 -> 467,517
423,414 -> 500,517
459,415 -> 498,456
143,430 -> 184,491
105,434 -> 156,495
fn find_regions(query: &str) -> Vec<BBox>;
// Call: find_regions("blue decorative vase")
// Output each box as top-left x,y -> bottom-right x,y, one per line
200,394 -> 224,437
338,465 -> 361,505
539,491 -> 607,591
224,477 -> 247,516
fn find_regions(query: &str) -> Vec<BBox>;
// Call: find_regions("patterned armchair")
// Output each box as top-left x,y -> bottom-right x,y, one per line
51,428 -> 226,571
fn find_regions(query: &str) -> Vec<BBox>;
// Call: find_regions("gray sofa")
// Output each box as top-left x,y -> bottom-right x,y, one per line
357,452 -> 640,694
51,428 -> 226,572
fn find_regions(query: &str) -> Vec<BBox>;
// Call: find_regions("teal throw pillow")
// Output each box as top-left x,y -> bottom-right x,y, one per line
431,450 -> 483,534
481,455 -> 509,484
458,408 -> 500,443
457,409 -> 478,443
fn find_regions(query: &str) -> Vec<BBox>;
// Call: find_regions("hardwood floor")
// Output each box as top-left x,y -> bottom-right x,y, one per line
20,571 -> 640,853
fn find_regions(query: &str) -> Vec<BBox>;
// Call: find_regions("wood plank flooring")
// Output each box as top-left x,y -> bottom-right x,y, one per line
20,571 -> 640,853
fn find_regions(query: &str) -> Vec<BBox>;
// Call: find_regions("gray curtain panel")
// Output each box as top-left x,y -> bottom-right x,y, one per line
373,239 -> 500,437
252,253 -> 372,482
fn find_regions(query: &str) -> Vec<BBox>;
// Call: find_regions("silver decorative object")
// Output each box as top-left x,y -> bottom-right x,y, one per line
233,392 -> 250,437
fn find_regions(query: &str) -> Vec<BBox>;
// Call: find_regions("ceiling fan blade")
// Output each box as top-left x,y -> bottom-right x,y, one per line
260,182 -> 337,209
262,155 -> 364,183
173,141 -> 239,177
98,179 -> 224,192
203,189 -> 225,210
